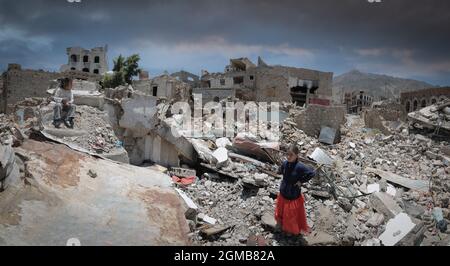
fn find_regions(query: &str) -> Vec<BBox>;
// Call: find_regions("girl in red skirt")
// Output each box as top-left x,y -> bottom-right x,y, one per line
275,144 -> 317,236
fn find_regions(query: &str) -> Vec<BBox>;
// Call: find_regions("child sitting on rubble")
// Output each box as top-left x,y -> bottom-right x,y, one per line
51,78 -> 76,129
275,144 -> 318,237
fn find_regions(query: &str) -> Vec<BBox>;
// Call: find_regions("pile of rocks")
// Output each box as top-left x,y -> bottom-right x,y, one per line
174,108 -> 450,246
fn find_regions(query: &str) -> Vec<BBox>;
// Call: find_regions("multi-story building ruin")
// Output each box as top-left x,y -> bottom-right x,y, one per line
60,46 -> 109,75
343,90 -> 374,114
401,87 -> 450,113
196,57 -> 333,106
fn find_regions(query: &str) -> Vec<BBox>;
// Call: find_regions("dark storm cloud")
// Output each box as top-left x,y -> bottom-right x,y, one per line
0,0 -> 449,85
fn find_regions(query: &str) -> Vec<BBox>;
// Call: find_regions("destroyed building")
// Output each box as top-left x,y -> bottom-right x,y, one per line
343,91 -> 374,114
401,87 -> 450,113
195,57 -> 333,106
132,74 -> 191,102
60,46 -> 109,75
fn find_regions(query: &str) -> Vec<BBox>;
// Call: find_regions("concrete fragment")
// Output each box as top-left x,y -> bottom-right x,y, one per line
365,167 -> 430,192
309,148 -> 334,166
318,126 -> 339,145
306,231 -> 336,246
369,192 -> 403,219
198,213 -> 217,225
261,212 -> 277,230
215,137 -> 232,148
379,213 -> 416,246
175,187 -> 199,220
212,147 -> 228,167
366,213 -> 385,227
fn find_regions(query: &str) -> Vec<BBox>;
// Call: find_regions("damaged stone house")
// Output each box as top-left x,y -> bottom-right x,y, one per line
401,87 -> 450,113
132,74 -> 192,102
343,90 -> 375,114
195,57 -> 333,106
60,46 -> 109,75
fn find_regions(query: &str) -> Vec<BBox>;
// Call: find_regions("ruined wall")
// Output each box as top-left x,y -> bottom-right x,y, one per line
401,87 -> 450,112
363,109 -> 391,135
254,67 -> 289,102
254,66 -> 333,103
124,132 -> 180,167
295,104 -> 346,137
192,88 -> 235,103
2,67 -> 60,113
133,75 -> 190,101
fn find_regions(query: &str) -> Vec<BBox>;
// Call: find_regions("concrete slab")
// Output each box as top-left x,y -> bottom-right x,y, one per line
0,140 -> 190,246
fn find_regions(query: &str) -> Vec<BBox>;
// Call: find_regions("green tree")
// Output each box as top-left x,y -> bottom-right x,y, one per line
103,54 -> 141,88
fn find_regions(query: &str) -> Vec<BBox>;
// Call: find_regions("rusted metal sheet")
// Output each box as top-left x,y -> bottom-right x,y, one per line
0,140 -> 190,246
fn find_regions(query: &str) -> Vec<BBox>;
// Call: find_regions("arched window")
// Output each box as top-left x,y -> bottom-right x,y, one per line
421,99 -> 427,108
83,55 -> 89,63
431,98 -> 437,104
413,100 -> 418,111
70,67 -> 76,70
70,54 -> 77,63
405,101 -> 411,112
82,68 -> 90,73
94,56 -> 100,63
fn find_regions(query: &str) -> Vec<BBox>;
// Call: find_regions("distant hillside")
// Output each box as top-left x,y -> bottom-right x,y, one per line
332,70 -> 433,102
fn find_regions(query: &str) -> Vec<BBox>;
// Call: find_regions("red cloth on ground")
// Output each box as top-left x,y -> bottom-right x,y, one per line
171,176 -> 196,185
274,193 -> 311,235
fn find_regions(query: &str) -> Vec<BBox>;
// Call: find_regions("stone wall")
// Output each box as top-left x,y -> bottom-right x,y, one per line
1,68 -> 60,113
401,87 -> 450,112
295,104 -> 346,137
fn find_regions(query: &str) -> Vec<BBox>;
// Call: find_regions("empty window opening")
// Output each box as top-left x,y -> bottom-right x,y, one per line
431,98 -> 437,104
83,55 -> 89,63
220,79 -> 225,86
405,101 -> 411,112
70,54 -> 78,63
249,75 -> 254,80
93,69 -> 99,74
413,100 -> 418,111
82,68 -> 90,73
94,56 -> 100,63
233,76 -> 244,85
70,67 -> 76,70
152,86 -> 158,96
421,99 -> 427,108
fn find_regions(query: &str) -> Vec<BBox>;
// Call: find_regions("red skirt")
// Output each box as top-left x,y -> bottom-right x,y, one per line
274,193 -> 311,235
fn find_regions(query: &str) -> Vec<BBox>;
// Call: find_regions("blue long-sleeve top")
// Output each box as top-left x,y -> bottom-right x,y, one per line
279,160 -> 316,200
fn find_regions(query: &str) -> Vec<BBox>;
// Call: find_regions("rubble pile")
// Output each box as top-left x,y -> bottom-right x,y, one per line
408,98 -> 450,137
169,104 -> 450,246
45,105 -> 121,154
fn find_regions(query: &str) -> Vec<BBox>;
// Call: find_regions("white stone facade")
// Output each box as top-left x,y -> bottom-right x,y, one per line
60,46 -> 109,75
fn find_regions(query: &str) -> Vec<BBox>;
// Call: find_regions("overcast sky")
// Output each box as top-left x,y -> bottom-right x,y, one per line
0,0 -> 449,85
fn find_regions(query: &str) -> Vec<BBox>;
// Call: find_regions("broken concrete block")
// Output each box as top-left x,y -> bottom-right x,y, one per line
365,167 -> 430,192
212,147 -> 228,167
198,213 -> 217,225
169,167 -> 196,178
378,213 -> 416,246
190,139 -> 217,164
261,212 -> 277,231
215,137 -> 232,148
305,231 -> 337,246
369,192 -> 403,219
175,188 -> 198,220
309,148 -> 334,166
366,213 -> 385,227
318,126 -> 339,145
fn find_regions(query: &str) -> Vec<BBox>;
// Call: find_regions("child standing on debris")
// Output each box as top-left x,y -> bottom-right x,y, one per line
275,144 -> 316,236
